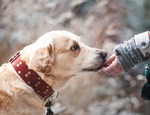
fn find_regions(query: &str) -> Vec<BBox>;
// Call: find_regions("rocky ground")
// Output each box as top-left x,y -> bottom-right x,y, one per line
0,0 -> 150,115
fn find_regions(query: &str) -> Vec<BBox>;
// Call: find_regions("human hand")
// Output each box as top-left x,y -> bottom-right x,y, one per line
103,54 -> 123,75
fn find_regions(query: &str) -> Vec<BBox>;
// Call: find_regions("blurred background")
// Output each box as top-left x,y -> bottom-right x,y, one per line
0,0 -> 150,115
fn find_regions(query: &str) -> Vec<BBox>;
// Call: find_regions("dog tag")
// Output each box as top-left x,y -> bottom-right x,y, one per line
45,101 -> 54,115
46,107 -> 53,115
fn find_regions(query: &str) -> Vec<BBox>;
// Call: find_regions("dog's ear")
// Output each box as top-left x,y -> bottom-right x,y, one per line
28,44 -> 54,74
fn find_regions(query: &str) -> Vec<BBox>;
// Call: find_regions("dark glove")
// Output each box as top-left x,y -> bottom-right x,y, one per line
141,63 -> 150,100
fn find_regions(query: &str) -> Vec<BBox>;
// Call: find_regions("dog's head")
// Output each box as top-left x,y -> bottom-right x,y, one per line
23,30 -> 107,76
21,31 -> 107,88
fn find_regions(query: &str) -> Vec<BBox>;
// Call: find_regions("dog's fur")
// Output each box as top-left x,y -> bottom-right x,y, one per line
0,31 -> 107,115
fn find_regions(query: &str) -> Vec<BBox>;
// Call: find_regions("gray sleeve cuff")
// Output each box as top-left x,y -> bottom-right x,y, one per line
117,55 -> 131,72
114,44 -> 133,72
114,38 -> 145,72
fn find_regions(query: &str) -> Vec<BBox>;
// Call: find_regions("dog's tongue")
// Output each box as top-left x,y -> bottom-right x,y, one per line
102,59 -> 111,68
102,56 -> 111,68
103,63 -> 109,67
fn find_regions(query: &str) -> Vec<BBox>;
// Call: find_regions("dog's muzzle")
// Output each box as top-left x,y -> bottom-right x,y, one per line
83,51 -> 107,72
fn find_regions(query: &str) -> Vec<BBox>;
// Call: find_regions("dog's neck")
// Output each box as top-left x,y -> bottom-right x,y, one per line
9,52 -> 54,100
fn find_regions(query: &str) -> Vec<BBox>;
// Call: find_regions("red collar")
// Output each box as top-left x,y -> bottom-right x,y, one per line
9,52 -> 54,100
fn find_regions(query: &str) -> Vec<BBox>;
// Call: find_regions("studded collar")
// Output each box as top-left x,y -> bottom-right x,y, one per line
9,52 -> 54,100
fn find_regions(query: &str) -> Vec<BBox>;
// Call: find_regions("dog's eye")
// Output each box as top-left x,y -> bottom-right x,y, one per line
71,44 -> 80,51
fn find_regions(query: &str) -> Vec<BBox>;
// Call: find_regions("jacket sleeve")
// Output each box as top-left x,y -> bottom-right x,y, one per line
114,31 -> 150,72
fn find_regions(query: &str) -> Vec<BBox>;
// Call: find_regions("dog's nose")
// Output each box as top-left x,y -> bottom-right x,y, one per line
99,51 -> 107,60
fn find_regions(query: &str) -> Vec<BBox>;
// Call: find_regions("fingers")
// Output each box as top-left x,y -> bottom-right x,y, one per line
103,56 -> 123,75
104,54 -> 116,67
103,59 -> 117,73
108,66 -> 123,75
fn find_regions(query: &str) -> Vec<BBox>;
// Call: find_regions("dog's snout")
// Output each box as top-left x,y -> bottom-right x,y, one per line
99,51 -> 107,60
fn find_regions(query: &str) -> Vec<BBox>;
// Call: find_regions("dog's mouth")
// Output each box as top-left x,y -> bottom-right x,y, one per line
82,66 -> 102,72
82,62 -> 105,72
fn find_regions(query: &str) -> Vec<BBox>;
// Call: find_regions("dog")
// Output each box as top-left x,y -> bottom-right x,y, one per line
0,30 -> 107,115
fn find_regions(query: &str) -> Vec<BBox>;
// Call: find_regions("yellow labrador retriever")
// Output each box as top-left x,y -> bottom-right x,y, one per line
0,30 -> 107,115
